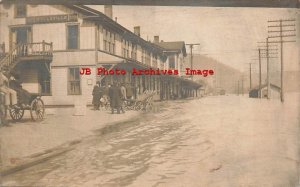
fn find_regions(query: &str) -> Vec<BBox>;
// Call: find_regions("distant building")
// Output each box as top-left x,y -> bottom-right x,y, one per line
249,83 -> 281,99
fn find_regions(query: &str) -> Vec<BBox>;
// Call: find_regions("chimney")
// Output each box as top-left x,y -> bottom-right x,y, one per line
104,5 -> 113,19
134,26 -> 140,36
154,35 -> 159,43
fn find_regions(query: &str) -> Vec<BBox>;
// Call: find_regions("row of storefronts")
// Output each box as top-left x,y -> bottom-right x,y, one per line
0,3 -> 201,106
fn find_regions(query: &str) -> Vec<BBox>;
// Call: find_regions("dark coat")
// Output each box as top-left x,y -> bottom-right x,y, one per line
92,85 -> 101,105
108,85 -> 122,108
120,86 -> 126,99
126,85 -> 133,97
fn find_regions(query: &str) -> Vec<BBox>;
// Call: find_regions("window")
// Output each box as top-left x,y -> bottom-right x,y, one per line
141,48 -> 145,63
41,80 -> 51,95
15,4 -> 27,18
161,61 -> 165,69
40,73 -> 51,95
131,44 -> 137,60
169,55 -> 176,69
67,24 -> 79,49
145,51 -> 151,66
122,39 -> 130,58
68,68 -> 81,95
103,28 -> 115,54
152,55 -> 157,68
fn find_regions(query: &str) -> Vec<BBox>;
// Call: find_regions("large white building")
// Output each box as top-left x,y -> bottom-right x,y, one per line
0,3 -> 200,106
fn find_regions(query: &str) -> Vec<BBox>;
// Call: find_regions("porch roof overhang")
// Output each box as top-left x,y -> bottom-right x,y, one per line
97,59 -> 149,70
96,58 -> 201,88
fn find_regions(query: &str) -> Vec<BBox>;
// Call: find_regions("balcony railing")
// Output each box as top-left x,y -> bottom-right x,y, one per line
0,41 -> 53,73
15,41 -> 53,57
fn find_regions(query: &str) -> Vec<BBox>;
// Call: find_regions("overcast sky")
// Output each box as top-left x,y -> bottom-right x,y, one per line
91,6 -> 299,73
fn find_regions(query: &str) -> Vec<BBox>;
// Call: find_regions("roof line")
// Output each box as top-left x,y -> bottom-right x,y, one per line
66,5 -> 182,57
70,5 -> 99,16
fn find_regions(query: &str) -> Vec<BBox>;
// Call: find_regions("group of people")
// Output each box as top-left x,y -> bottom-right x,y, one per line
92,81 -> 133,114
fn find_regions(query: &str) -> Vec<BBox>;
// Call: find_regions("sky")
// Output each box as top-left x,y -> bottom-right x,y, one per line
90,6 -> 299,73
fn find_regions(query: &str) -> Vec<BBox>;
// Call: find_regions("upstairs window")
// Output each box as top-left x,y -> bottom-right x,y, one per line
141,48 -> 145,63
103,29 -> 115,54
160,61 -> 165,70
15,4 -> 27,18
131,44 -> 137,60
169,55 -> 176,69
152,55 -> 157,68
67,24 -> 79,50
122,39 -> 130,58
145,51 -> 151,66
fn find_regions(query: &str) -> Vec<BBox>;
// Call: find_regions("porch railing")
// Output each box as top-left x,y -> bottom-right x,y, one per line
0,41 -> 53,73
15,41 -> 53,57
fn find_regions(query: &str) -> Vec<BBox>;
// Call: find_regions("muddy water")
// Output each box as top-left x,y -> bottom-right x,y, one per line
2,96 -> 299,187
2,100 -> 216,187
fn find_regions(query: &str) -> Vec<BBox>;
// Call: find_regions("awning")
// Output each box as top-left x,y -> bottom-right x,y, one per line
96,59 -> 201,89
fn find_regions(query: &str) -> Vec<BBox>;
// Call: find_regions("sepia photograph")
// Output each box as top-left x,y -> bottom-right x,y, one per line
0,0 -> 299,186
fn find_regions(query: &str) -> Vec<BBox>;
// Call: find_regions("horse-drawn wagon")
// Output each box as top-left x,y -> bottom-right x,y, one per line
0,42 -> 52,125
0,74 -> 45,124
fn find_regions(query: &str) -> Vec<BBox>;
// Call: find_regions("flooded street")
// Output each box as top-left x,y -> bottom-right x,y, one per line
2,95 -> 299,187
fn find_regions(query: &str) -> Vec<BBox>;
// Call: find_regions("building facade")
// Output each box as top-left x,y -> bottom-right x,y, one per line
0,4 -> 201,106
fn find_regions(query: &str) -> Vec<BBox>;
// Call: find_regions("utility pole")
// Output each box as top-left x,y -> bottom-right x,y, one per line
237,80 -> 240,96
247,62 -> 254,90
266,37 -> 270,99
258,48 -> 262,98
241,77 -> 244,96
268,18 -> 296,102
186,43 -> 200,81
257,42 -> 278,99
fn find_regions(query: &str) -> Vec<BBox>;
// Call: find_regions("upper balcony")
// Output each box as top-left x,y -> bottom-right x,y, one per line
14,41 -> 53,62
0,41 -> 53,74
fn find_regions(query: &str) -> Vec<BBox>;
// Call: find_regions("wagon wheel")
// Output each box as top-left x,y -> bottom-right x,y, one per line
134,101 -> 143,111
0,104 -> 7,125
122,101 -> 128,111
145,102 -> 153,112
30,98 -> 45,121
9,105 -> 24,121
105,103 -> 110,111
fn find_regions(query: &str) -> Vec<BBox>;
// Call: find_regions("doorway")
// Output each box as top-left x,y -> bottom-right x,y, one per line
10,26 -> 32,51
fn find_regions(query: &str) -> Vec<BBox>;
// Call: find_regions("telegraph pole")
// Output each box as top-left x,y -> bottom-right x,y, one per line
249,63 -> 252,90
186,43 -> 200,81
257,41 -> 278,99
258,48 -> 262,96
237,80 -> 240,95
268,18 -> 296,102
266,37 -> 270,99
251,48 -> 263,98
241,77 -> 244,96
247,62 -> 254,90
247,62 -> 253,90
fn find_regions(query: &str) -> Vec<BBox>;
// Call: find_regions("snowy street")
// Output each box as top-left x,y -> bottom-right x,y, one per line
2,94 -> 299,187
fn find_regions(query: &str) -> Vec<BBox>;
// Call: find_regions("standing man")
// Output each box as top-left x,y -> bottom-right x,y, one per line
0,72 -> 17,125
120,83 -> 127,99
125,83 -> 133,100
9,73 -> 31,107
0,72 -> 17,106
120,83 -> 127,113
109,82 -> 122,114
92,81 -> 101,110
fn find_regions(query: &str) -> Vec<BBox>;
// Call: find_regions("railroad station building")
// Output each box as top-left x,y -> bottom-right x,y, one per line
0,4 -> 201,106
